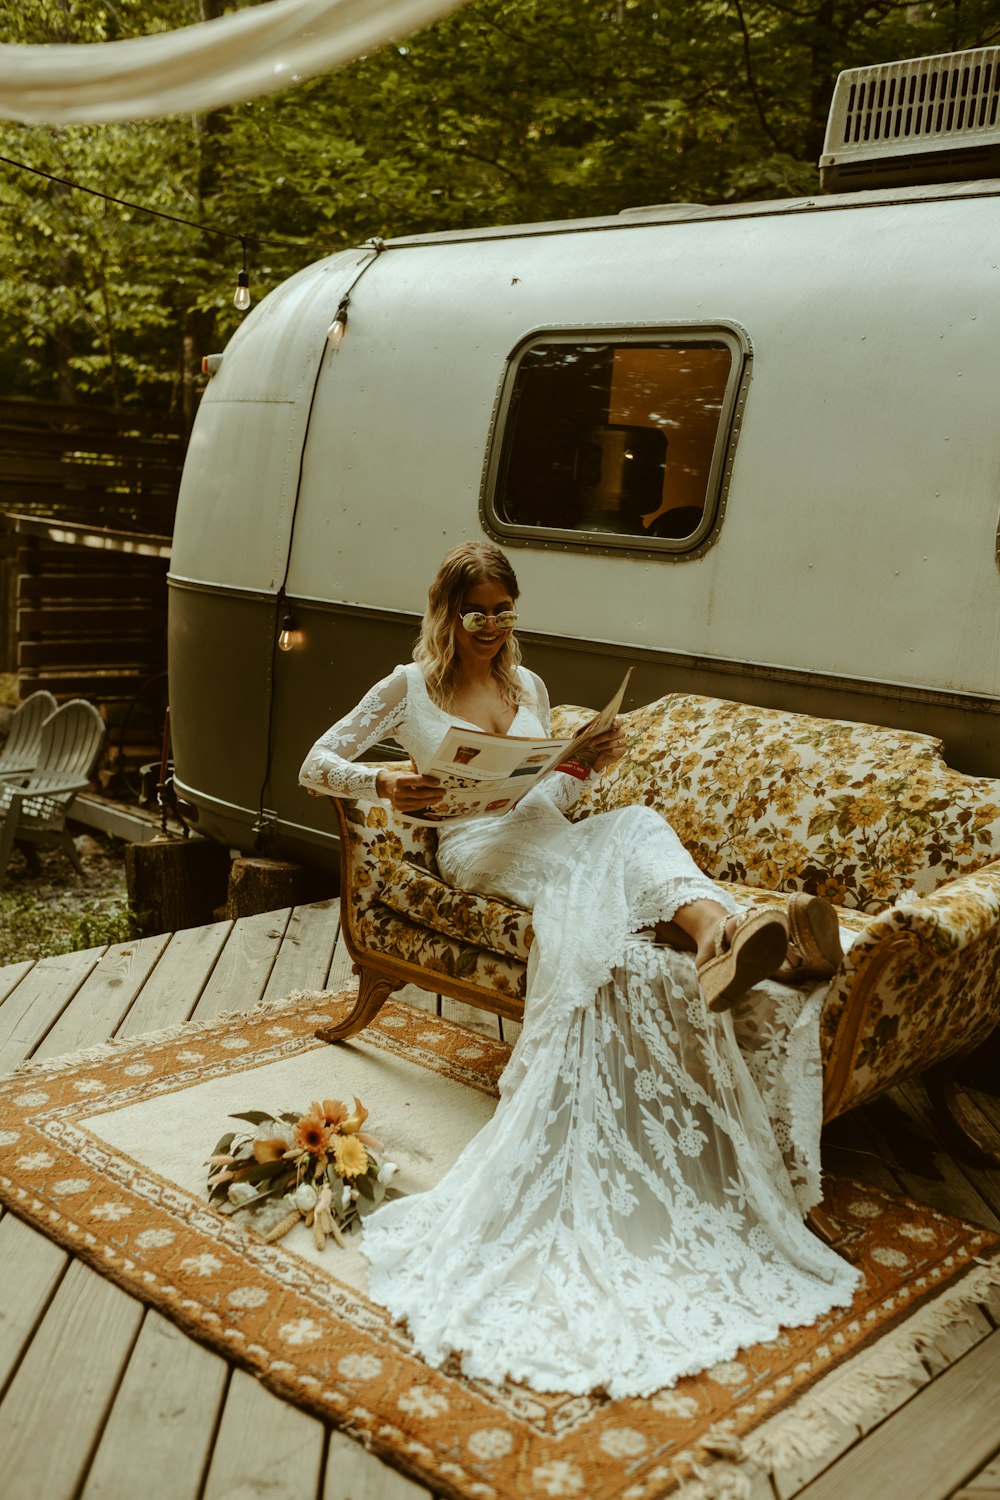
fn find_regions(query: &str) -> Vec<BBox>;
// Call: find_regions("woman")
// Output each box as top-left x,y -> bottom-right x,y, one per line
299,542 -> 859,1398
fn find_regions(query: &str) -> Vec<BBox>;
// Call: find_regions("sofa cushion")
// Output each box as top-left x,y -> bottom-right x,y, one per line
380,860 -> 534,961
571,693 -> 1000,913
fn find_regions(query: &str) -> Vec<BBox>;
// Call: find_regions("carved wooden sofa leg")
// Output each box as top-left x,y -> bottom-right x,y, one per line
924,1051 -> 1000,1168
314,965 -> 403,1045
805,1202 -> 862,1264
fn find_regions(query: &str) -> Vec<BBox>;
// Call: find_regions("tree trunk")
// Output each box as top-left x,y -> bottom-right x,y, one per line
125,837 -> 231,937
226,856 -> 305,919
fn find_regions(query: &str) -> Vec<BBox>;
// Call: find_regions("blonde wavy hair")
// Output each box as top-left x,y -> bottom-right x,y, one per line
414,542 -> 523,710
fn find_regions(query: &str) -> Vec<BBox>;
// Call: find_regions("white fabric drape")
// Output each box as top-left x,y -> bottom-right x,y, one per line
0,0 -> 470,124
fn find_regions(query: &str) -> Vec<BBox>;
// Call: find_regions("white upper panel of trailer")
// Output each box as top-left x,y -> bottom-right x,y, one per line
170,176 -> 1000,701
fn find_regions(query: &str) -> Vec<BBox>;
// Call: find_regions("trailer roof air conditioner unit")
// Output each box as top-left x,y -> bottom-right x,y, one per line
820,47 -> 1000,191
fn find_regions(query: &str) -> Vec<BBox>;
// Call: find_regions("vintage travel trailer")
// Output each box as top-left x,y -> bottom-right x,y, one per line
168,47 -> 1000,867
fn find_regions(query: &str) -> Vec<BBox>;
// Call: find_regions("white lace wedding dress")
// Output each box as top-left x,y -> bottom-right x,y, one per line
299,662 -> 860,1398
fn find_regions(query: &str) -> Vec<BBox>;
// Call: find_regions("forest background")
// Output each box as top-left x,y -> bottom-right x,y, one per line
2,0 -> 1000,424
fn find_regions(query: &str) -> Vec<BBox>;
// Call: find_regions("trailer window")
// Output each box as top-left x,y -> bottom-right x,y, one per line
483,329 -> 747,555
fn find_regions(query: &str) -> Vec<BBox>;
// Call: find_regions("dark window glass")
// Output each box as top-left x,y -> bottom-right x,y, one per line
488,337 -> 740,549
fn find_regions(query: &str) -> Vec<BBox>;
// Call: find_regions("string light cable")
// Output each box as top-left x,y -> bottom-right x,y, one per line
0,149 -> 327,310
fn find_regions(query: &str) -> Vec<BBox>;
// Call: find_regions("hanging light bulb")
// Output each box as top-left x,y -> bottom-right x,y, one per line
278,614 -> 295,652
234,269 -> 251,312
327,297 -> 349,345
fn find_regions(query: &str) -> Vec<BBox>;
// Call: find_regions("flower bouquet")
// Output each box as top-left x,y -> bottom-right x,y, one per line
205,1096 -> 402,1249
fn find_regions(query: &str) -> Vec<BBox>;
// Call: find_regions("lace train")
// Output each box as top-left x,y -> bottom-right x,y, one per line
361,799 -> 860,1396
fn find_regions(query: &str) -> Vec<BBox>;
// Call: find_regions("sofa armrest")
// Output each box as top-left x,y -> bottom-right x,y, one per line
821,859 -> 1000,1118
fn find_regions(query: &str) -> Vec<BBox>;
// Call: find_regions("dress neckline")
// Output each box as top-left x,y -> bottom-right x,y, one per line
410,663 -> 531,736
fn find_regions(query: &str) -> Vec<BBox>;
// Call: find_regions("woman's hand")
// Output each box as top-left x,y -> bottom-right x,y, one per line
375,768 -> 444,814
589,718 -> 627,773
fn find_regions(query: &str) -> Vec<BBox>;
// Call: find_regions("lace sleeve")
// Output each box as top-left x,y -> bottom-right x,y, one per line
525,670 -> 596,814
298,666 -> 409,802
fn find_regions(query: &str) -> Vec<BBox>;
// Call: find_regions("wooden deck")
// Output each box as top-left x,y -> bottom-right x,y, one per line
0,899 -> 998,1500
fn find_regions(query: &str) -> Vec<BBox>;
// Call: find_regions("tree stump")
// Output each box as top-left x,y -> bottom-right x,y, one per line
226,856 -> 304,919
124,837 -> 231,937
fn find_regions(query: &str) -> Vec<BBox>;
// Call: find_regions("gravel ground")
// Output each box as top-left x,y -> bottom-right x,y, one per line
0,830 -> 133,967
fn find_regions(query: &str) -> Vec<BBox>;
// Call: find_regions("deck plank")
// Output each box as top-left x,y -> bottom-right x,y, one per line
324,1428 -> 434,1499
31,933 -> 173,1062
327,921 -> 358,992
262,898 -> 341,1003
0,1214 -> 68,1393
189,907 -> 294,1021
0,1259 -> 144,1500
116,920 -> 233,1038
439,997 -> 503,1038
200,1367 -> 325,1500
0,947 -> 106,1075
952,1446 -> 1000,1497
795,1328 -> 1000,1500
0,962 -> 34,1005
79,1311 -> 228,1500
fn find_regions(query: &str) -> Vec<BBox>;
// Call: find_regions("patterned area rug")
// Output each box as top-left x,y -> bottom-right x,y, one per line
1,992 -> 998,1500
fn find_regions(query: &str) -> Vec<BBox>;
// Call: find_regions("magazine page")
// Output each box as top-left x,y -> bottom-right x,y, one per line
401,667 -> 633,825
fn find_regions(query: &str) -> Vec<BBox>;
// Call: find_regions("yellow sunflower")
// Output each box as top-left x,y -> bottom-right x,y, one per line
333,1135 -> 369,1178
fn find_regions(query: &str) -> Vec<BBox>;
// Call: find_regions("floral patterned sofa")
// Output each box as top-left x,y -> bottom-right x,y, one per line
322,691 -> 1000,1141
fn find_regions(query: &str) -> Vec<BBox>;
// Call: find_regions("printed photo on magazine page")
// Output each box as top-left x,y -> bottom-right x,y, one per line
402,669 -> 633,825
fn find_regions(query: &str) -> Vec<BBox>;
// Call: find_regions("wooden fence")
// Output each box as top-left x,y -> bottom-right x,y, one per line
0,398 -> 186,791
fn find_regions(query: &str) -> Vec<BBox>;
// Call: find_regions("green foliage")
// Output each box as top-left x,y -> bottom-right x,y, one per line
0,892 -> 140,964
3,0 -> 1000,412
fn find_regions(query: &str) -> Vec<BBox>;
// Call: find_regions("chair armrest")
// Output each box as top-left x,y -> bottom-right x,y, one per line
821,860 -> 1000,1118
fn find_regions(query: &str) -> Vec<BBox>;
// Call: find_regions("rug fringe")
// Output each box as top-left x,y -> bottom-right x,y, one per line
735,1256 -> 1000,1474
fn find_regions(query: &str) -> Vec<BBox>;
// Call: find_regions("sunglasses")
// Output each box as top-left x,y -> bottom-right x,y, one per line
460,609 -> 518,632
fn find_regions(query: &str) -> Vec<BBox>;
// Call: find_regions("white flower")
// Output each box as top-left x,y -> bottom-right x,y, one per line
227,1287 -> 269,1310
294,1183 -> 319,1213
14,1091 -> 49,1108
123,1062 -> 154,1077
51,1177 -> 90,1196
90,1202 -> 132,1222
0,1130 -> 20,1147
72,1080 -> 105,1095
378,1161 -> 399,1184
220,1037 -> 250,1051
264,1026 -> 294,1038
337,1353 -> 383,1381
599,1428 -> 648,1459
181,1253 -> 224,1277
16,1151 -> 53,1171
397,1385 -> 449,1419
279,1318 -> 323,1347
467,1428 -> 514,1461
175,1050 -> 205,1064
898,1224 -> 937,1243
708,1360 -> 748,1387
651,1390 -> 700,1419
531,1459 -> 585,1496
848,1199 -> 882,1219
135,1228 -> 176,1250
228,1182 -> 258,1207
871,1246 -> 910,1269
378,1014 -> 407,1029
457,1045 -> 484,1060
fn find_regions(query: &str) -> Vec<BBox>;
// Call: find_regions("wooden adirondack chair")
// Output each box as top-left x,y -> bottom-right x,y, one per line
0,699 -> 106,885
0,691 -> 58,780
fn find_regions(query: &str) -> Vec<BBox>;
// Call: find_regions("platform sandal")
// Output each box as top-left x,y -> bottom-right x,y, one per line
696,909 -> 789,1014
776,893 -> 844,982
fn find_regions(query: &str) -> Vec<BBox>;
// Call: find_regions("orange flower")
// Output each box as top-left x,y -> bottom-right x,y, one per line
252,1136 -> 288,1164
340,1096 -> 369,1135
333,1135 -> 369,1178
295,1107 -> 331,1156
321,1098 -> 348,1128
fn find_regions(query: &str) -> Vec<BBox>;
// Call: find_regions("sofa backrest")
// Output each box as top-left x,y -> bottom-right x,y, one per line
558,692 -> 1000,913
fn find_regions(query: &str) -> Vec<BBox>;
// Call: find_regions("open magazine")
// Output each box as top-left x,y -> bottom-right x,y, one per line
401,668 -> 633,825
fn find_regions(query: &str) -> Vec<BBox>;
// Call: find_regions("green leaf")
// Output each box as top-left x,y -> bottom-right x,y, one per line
229,1110 -> 277,1126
